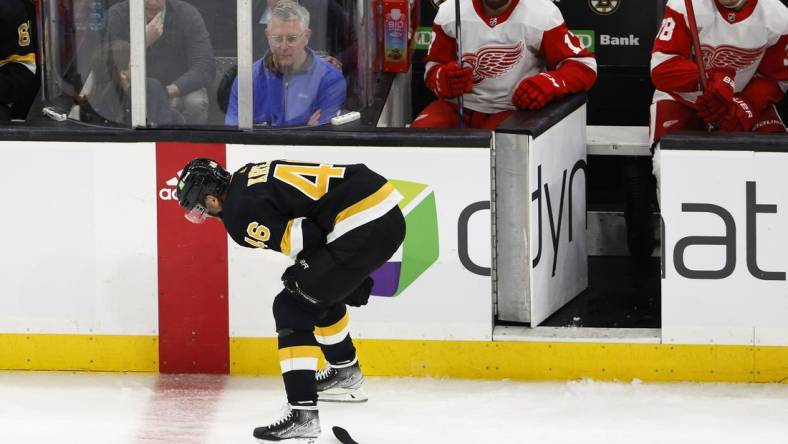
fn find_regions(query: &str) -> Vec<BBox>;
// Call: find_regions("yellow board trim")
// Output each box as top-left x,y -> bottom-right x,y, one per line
314,312 -> 350,338
0,334 -> 158,372
231,338 -> 788,383
334,182 -> 395,226
2,335 -> 786,383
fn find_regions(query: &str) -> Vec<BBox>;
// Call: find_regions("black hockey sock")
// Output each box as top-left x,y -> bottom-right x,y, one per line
278,330 -> 320,405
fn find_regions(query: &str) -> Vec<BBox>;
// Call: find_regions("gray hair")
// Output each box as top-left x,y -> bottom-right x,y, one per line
269,0 -> 310,30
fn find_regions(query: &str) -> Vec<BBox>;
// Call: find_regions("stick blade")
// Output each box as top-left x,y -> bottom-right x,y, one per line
332,426 -> 359,444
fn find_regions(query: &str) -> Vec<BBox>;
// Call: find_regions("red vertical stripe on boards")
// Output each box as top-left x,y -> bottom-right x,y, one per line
156,143 -> 229,373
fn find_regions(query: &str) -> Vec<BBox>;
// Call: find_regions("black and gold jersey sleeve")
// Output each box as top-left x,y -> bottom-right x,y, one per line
0,0 -> 35,72
221,159 -> 403,259
221,162 -> 328,258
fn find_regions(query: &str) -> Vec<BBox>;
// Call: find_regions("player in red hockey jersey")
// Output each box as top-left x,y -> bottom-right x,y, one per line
650,0 -> 788,143
626,0 -> 788,267
411,0 -> 597,129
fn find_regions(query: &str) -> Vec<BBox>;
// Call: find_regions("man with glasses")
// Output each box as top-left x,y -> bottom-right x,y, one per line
225,0 -> 346,127
252,0 -> 354,72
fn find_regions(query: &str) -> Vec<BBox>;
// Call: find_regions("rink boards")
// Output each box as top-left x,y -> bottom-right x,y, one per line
1,139 -> 787,382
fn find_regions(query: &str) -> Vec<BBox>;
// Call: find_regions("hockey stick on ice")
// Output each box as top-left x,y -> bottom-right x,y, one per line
454,0 -> 465,128
333,426 -> 359,444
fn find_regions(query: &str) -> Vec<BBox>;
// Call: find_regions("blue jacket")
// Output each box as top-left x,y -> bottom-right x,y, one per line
225,49 -> 346,127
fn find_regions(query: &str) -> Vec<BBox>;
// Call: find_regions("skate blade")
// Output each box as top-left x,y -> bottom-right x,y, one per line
318,387 -> 368,403
254,437 -> 317,444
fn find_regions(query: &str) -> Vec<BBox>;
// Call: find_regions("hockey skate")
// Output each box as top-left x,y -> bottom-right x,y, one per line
316,359 -> 368,402
253,404 -> 321,443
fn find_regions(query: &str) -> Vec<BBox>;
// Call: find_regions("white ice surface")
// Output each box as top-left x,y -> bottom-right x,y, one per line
0,372 -> 787,444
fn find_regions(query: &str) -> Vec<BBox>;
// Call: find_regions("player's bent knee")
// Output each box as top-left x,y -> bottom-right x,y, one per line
273,291 -> 325,331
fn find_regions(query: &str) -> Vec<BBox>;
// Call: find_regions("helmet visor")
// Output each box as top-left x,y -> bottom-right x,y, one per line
184,203 -> 209,224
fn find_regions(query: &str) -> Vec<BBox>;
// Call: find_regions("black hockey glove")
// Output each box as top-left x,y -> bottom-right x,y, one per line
343,277 -> 374,307
282,259 -> 322,307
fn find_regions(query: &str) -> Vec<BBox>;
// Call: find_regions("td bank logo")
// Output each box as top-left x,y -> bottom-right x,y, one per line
370,179 -> 439,297
571,30 -> 595,53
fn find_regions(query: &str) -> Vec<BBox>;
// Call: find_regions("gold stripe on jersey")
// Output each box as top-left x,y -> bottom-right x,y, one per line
314,312 -> 350,345
280,217 -> 306,259
280,219 -> 294,256
0,53 -> 35,73
278,345 -> 320,373
327,182 -> 404,243
0,53 -> 34,65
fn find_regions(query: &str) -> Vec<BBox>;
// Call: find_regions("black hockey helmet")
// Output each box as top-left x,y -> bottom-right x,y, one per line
177,158 -> 231,224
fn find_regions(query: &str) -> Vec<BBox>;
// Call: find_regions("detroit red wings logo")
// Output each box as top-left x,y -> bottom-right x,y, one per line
701,44 -> 764,71
462,42 -> 523,84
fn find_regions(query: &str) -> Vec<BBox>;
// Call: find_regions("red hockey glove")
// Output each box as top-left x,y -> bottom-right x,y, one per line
512,72 -> 567,110
705,67 -> 736,102
696,68 -> 736,125
696,93 -> 728,126
719,95 -> 758,132
426,61 -> 473,99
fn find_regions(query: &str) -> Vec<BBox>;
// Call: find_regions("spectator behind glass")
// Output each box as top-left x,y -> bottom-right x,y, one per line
225,0 -> 346,127
252,0 -> 355,73
83,40 -> 183,126
0,0 -> 38,122
107,0 -> 216,124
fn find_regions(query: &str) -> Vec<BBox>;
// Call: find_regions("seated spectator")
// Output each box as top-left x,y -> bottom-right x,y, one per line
252,0 -> 355,72
225,0 -> 346,127
411,0 -> 597,129
82,40 -> 182,126
0,0 -> 38,122
107,0 -> 216,124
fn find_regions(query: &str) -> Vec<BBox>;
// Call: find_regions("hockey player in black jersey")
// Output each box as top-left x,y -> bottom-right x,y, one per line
0,0 -> 37,121
177,158 -> 405,443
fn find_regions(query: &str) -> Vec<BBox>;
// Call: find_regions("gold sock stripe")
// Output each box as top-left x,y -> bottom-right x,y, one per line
314,312 -> 350,338
278,345 -> 321,373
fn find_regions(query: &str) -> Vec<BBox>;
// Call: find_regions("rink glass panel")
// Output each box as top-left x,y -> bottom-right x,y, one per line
40,0 -> 374,129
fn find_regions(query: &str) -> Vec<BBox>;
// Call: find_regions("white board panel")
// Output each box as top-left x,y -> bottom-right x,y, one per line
0,142 -> 158,334
227,145 -> 492,340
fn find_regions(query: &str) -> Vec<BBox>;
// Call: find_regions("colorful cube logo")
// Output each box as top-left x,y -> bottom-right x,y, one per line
370,180 -> 440,296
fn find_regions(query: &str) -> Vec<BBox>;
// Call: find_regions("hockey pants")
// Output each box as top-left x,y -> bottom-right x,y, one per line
411,99 -> 513,129
273,207 -> 405,405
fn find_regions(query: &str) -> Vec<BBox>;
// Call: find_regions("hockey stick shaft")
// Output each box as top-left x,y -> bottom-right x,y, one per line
454,0 -> 465,128
683,0 -> 717,131
683,0 -> 706,90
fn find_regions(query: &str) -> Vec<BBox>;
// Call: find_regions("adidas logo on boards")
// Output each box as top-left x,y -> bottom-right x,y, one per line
159,169 -> 183,201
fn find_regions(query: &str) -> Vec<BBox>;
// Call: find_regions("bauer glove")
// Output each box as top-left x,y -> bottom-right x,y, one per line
512,72 -> 567,110
720,95 -> 758,132
426,61 -> 473,99
696,68 -> 736,125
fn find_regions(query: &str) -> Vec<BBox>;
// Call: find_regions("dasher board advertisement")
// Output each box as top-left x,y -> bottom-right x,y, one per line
529,107 -> 589,326
226,145 -> 493,341
661,149 -> 788,346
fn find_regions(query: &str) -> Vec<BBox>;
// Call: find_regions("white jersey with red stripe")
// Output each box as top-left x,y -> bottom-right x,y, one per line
651,0 -> 788,106
426,0 -> 596,114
